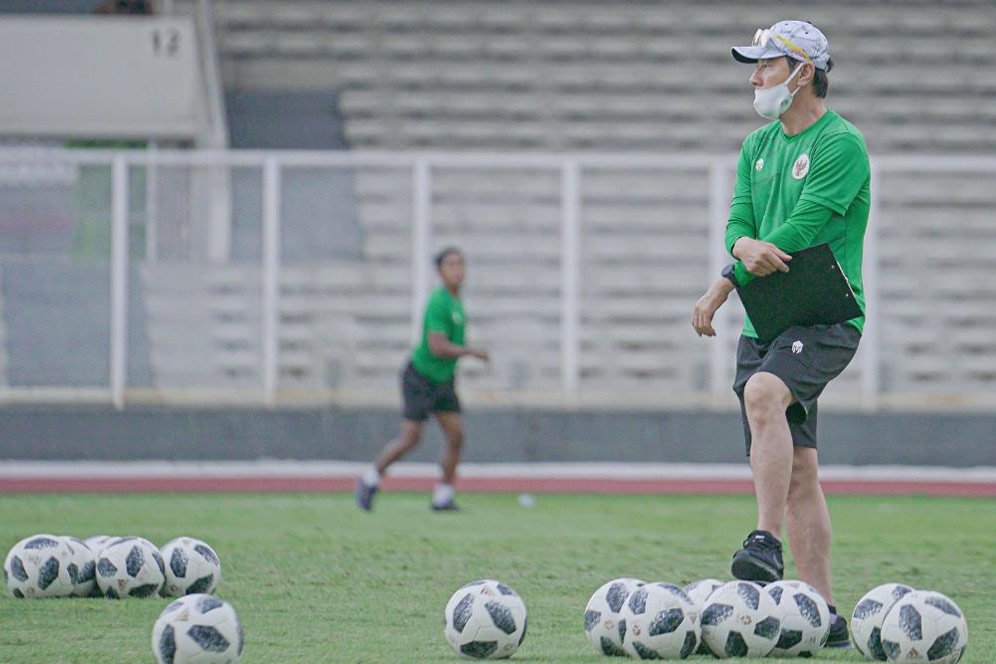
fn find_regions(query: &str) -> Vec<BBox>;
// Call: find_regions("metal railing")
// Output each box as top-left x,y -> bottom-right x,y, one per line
1,148 -> 996,410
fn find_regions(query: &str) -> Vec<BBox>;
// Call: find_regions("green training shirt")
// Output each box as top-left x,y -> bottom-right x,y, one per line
411,286 -> 466,383
725,109 -> 871,338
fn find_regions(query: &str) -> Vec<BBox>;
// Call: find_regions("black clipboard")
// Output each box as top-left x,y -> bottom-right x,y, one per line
736,243 -> 862,343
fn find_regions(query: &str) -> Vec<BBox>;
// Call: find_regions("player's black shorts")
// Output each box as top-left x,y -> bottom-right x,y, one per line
401,361 -> 461,422
733,322 -> 860,453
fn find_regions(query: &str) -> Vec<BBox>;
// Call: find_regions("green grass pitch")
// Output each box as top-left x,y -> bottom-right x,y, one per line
1,492 -> 993,663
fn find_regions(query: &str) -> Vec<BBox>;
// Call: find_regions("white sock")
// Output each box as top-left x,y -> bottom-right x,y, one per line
363,467 -> 380,487
433,483 -> 454,505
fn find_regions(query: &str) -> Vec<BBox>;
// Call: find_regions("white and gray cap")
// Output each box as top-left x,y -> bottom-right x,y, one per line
732,20 -> 831,70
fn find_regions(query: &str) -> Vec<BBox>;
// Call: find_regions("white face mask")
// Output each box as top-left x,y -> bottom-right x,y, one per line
752,62 -> 805,120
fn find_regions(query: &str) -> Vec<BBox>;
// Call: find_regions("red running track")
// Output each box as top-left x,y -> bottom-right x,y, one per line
1,476 -> 993,497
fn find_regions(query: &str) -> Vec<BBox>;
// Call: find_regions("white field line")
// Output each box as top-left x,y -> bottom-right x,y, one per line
0,461 -> 993,483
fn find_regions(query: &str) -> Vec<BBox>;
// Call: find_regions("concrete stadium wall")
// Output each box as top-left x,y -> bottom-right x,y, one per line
1,406 -> 993,467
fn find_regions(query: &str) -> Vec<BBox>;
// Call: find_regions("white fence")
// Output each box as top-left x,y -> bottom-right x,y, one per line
1,148 -> 995,410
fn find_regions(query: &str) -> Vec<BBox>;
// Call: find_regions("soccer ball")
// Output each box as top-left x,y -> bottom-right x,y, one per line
3,534 -> 76,598
879,590 -> 968,664
700,580 -> 782,658
621,582 -> 701,660
84,535 -> 117,553
765,580 -> 831,657
60,536 -> 99,598
583,577 -> 645,656
444,579 -> 528,659
682,579 -> 724,655
161,537 -> 222,597
152,593 -> 244,664
96,537 -> 166,598
852,583 -> 915,660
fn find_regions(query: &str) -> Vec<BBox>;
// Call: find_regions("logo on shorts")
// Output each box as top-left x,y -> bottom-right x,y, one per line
792,153 -> 810,179
755,158 -> 764,171
792,340 -> 804,354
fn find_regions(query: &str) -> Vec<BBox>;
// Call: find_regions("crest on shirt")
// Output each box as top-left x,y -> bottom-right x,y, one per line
755,158 -> 764,171
792,153 -> 810,180
452,310 -> 463,325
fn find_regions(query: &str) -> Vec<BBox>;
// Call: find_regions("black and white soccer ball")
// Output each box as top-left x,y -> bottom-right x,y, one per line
3,534 -> 76,598
620,582 -> 701,660
879,590 -> 968,664
84,535 -> 117,554
152,593 -> 244,664
682,578 -> 724,655
765,580 -> 831,657
851,583 -> 915,660
59,536 -> 98,598
443,579 -> 528,659
700,580 -> 782,658
161,537 -> 222,597
583,577 -> 645,656
96,537 -> 165,599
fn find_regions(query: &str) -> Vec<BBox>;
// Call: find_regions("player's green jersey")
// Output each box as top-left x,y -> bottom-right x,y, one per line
725,110 -> 870,339
411,286 -> 466,383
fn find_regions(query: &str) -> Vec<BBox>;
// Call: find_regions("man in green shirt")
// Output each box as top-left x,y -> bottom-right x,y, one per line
356,247 -> 489,511
692,20 -> 870,649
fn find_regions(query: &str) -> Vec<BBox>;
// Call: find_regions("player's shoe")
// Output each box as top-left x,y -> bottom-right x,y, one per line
730,529 -> 784,584
431,500 -> 460,512
826,613 -> 852,649
354,478 -> 378,511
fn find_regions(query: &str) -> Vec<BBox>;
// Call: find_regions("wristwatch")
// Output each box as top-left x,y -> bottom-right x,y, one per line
721,263 -> 740,288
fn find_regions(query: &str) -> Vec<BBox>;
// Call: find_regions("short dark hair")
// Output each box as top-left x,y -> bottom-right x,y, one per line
434,246 -> 463,269
811,57 -> 833,98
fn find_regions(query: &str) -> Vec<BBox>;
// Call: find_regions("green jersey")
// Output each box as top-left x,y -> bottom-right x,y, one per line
725,110 -> 870,338
411,286 -> 466,383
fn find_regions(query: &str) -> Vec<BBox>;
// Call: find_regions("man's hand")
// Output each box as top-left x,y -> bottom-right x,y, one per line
469,348 -> 490,362
692,278 -> 735,337
732,237 -> 792,277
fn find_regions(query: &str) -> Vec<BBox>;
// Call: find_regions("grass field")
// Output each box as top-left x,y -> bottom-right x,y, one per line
0,492 -> 993,663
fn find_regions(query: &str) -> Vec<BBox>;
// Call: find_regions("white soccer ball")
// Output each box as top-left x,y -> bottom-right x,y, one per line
161,537 -> 222,597
621,582 -> 701,660
583,577 -> 645,656
84,535 -> 117,554
879,590 -> 968,664
3,534 -> 76,598
59,536 -> 98,598
700,580 -> 782,658
851,583 -> 916,660
444,579 -> 528,659
765,580 -> 831,657
682,579 -> 724,655
152,593 -> 244,664
96,537 -> 165,599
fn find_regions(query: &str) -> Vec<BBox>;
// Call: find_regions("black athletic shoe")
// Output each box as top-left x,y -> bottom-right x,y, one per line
730,529 -> 784,584
355,478 -> 378,511
826,613 -> 851,649
431,500 -> 460,512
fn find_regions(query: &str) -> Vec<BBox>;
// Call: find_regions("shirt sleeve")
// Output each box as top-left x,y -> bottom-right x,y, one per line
798,132 -> 870,215
731,198 -> 836,286
724,139 -> 758,255
424,294 -> 450,333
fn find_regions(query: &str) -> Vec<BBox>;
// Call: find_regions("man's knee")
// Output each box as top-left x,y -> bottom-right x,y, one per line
789,447 -> 820,498
743,372 -> 793,419
446,430 -> 464,448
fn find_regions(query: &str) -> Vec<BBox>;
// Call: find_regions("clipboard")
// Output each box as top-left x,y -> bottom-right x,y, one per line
736,243 -> 862,343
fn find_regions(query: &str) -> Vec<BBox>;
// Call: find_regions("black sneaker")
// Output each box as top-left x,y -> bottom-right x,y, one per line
826,613 -> 851,649
730,529 -> 784,584
354,478 -> 378,511
431,500 -> 460,512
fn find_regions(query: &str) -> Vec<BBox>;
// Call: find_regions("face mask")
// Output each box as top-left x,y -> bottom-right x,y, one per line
752,62 -> 805,120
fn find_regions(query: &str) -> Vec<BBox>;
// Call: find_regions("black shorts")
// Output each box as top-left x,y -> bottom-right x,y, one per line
401,361 -> 461,422
733,323 -> 860,453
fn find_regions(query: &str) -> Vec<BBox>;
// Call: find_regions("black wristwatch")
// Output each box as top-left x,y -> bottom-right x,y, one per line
721,263 -> 740,288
